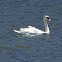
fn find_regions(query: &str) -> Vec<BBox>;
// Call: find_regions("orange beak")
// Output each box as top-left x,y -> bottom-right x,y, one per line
48,18 -> 51,21
47,17 -> 51,21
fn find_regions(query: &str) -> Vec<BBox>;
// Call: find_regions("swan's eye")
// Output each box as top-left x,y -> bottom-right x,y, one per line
47,17 -> 51,21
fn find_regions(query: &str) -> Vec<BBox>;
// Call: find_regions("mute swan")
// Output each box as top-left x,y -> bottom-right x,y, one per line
13,15 -> 51,35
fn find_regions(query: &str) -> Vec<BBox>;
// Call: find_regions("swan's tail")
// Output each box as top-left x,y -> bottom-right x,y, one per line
13,30 -> 21,33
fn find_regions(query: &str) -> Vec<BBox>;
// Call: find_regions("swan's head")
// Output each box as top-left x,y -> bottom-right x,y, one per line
44,15 -> 51,21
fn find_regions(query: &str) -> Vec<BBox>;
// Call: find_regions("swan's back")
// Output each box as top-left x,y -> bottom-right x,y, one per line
19,26 -> 45,34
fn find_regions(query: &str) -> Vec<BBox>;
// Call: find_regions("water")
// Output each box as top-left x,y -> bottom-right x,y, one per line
0,0 -> 62,62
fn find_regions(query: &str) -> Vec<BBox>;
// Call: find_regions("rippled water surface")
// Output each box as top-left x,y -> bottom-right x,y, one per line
0,0 -> 62,62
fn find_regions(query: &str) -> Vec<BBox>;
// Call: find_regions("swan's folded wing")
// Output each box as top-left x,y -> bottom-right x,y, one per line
28,26 -> 35,28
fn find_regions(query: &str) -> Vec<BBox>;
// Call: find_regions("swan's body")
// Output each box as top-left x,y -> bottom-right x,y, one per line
13,15 -> 51,36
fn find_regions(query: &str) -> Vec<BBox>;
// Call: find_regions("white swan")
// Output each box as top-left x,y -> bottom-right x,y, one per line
13,15 -> 51,36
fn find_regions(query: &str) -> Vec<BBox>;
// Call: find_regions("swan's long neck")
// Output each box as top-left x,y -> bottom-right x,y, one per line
44,18 -> 50,34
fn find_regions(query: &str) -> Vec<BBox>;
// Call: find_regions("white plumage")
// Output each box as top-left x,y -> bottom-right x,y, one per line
13,15 -> 51,36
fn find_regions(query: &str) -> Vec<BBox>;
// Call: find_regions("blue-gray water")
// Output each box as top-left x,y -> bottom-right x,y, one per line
0,0 -> 62,62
